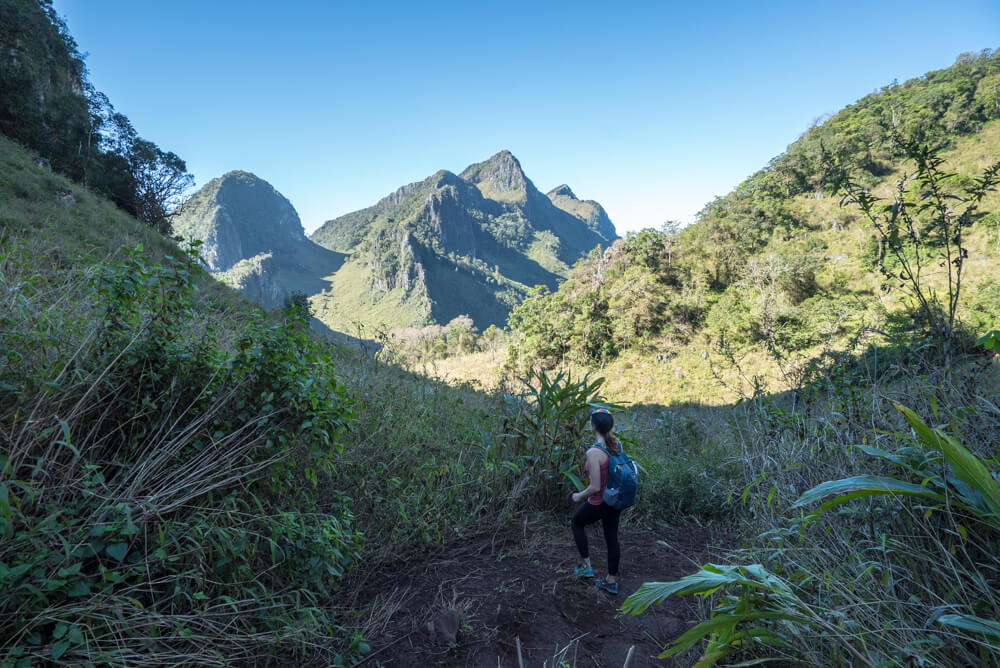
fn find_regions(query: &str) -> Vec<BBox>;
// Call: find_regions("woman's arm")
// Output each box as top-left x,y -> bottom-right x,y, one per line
571,448 -> 604,503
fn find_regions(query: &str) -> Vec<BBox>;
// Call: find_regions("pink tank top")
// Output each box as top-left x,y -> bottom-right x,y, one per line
584,447 -> 609,505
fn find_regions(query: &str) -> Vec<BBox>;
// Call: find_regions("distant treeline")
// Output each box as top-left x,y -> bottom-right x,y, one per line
0,0 -> 191,232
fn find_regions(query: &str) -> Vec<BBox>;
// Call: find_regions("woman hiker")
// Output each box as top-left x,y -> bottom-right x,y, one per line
570,408 -> 621,595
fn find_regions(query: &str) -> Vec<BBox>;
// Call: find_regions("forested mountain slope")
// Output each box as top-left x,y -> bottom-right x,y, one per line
504,50 -> 1000,405
0,0 -> 192,233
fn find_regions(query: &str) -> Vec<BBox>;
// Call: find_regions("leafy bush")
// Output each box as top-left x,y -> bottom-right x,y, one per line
624,563 -> 872,666
1,242 -> 363,666
829,134 -> 1000,367
507,232 -> 704,370
498,371 -> 617,506
630,410 -> 733,521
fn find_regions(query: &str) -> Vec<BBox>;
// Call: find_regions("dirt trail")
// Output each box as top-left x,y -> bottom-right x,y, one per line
336,517 -> 724,667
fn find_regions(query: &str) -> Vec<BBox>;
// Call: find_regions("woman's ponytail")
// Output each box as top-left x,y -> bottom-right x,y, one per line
590,410 -> 619,454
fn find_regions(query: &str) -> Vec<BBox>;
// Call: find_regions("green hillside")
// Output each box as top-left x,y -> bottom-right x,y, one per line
0,0 -> 192,233
507,51 -> 1000,405
403,51 -> 1000,667
427,51 -> 1000,667
310,151 -> 618,331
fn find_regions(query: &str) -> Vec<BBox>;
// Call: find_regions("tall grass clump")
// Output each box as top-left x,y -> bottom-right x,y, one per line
321,350 -> 510,565
489,370 -> 731,522
1,238 -> 365,666
624,407 -> 734,522
323,367 -> 619,570
626,357 -> 1000,665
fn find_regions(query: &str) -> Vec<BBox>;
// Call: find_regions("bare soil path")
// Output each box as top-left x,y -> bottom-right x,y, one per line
335,516 -> 727,667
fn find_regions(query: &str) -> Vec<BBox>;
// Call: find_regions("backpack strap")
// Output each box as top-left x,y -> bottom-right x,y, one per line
594,443 -> 625,458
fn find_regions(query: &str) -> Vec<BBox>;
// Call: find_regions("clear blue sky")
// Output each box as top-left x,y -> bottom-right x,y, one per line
54,0 -> 999,234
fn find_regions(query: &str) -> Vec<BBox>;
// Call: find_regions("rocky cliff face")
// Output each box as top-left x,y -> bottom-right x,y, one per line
309,151 -> 618,330
174,171 -> 346,310
216,253 -> 286,310
173,156 -> 616,332
546,184 -> 618,242
173,171 -> 306,272
459,150 -> 532,202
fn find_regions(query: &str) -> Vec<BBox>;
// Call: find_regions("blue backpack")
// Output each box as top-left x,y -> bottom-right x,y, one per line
596,443 -> 638,510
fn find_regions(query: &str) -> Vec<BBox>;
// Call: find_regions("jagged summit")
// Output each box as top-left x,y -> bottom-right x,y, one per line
309,151 -> 618,330
459,150 -> 536,202
547,184 -> 577,200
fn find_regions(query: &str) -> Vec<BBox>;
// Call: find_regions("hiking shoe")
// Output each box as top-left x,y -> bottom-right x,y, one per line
573,563 -> 594,578
595,578 -> 618,595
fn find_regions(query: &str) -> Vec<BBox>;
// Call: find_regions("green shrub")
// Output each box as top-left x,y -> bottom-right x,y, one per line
320,350 -> 510,562
1,242 -> 362,666
499,370 -> 618,506
625,409 -> 733,521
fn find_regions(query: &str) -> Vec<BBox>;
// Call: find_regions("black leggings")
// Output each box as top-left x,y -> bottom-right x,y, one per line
571,502 -> 621,576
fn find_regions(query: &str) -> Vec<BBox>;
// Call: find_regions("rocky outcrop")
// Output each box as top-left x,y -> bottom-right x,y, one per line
173,171 -> 306,272
174,171 -> 346,311
547,184 -> 576,199
371,230 -> 422,292
546,184 -> 618,242
217,253 -> 286,310
459,150 -> 532,201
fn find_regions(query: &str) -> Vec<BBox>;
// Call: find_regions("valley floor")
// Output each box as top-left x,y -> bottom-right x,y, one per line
324,517 -> 726,667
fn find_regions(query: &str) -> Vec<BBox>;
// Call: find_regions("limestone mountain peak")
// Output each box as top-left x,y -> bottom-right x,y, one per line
309,150 -> 618,330
459,150 -> 535,202
172,171 -> 345,312
173,171 -> 308,272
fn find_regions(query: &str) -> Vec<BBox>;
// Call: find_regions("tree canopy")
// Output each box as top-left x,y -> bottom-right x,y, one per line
0,0 -> 192,231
